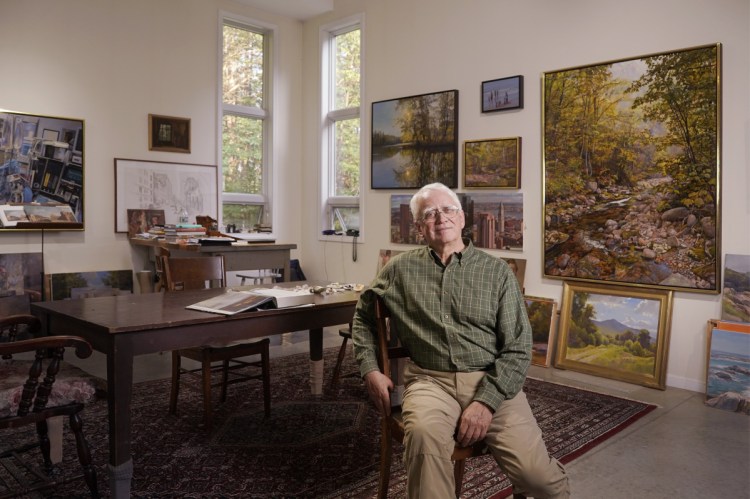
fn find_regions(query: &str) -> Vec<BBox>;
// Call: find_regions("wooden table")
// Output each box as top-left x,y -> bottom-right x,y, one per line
129,238 -> 297,281
31,283 -> 359,498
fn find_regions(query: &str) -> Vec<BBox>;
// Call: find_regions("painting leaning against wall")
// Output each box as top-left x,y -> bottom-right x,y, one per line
543,43 -> 721,293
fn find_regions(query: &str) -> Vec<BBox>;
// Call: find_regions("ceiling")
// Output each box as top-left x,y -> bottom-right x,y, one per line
233,0 -> 334,20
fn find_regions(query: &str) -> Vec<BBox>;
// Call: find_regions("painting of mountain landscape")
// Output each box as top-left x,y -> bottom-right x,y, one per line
706,325 -> 750,415
555,282 -> 673,389
721,254 -> 750,323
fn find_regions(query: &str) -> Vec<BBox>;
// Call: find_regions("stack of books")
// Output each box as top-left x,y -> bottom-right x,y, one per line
163,223 -> 207,242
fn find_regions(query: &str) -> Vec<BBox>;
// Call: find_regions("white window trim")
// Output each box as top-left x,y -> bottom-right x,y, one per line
319,13 -> 365,243
218,11 -> 277,234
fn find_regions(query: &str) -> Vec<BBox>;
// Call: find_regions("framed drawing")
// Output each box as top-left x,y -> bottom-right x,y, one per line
481,75 -> 523,113
464,137 -> 521,188
0,110 -> 85,229
148,114 -> 191,153
555,281 -> 673,389
114,158 -> 217,233
525,296 -> 558,368
371,89 -> 459,189
722,254 -> 750,323
543,44 -> 721,294
704,319 -> 750,414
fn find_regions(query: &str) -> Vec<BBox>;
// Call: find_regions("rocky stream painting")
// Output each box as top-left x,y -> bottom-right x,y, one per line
543,44 -> 720,293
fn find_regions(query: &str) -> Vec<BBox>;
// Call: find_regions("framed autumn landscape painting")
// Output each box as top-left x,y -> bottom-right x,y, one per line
542,44 -> 721,293
555,281 -> 673,389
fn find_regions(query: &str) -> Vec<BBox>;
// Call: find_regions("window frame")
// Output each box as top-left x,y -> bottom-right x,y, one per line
319,14 -> 364,241
218,12 -> 276,232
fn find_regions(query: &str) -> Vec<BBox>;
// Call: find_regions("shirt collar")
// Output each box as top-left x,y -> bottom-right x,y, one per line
427,238 -> 475,267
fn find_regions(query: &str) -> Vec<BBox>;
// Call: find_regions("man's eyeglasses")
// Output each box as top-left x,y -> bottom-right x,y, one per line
420,205 -> 461,222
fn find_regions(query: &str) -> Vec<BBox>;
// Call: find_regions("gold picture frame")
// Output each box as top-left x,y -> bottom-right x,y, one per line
148,114 -> 190,153
464,137 -> 521,189
525,295 -> 558,368
555,281 -> 673,389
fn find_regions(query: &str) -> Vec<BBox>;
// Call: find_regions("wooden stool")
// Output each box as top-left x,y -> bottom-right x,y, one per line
238,270 -> 282,285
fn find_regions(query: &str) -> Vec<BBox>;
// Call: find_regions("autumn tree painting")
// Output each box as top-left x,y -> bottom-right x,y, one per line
543,44 -> 720,292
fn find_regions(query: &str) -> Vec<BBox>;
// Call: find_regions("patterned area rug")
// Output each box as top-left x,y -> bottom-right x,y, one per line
1,346 -> 656,498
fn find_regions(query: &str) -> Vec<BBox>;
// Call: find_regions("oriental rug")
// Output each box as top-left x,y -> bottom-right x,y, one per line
3,346 -> 656,498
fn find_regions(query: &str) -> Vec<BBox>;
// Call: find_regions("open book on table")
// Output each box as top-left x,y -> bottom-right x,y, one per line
186,287 -> 315,316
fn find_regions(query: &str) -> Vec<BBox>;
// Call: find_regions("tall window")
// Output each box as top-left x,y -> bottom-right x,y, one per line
221,18 -> 272,230
322,17 -> 362,235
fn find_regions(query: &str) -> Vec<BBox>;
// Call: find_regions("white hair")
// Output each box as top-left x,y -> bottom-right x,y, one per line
409,183 -> 462,220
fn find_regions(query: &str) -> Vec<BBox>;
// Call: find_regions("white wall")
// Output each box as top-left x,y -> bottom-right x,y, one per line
1,0 -> 748,392
301,0 -> 750,392
0,0 -> 305,275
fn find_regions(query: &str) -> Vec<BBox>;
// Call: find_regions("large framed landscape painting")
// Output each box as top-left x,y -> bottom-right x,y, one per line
555,281 -> 673,389
371,90 -> 458,189
543,44 -> 721,293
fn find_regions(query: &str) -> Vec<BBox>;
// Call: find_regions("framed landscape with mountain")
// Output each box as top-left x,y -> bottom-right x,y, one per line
542,44 -> 721,294
555,281 -> 674,389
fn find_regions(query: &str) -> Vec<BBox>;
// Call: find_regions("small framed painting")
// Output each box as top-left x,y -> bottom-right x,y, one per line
148,114 -> 191,153
464,137 -> 521,188
704,319 -> 750,414
481,75 -> 523,113
0,205 -> 29,227
555,281 -> 673,389
525,296 -> 558,367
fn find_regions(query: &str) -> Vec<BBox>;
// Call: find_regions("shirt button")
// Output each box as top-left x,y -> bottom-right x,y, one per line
444,314 -> 449,319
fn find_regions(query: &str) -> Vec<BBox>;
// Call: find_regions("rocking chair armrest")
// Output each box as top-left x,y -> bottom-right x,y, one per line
0,314 -> 41,333
0,336 -> 93,360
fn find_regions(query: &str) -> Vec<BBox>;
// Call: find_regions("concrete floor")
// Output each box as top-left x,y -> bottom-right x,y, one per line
68,326 -> 750,499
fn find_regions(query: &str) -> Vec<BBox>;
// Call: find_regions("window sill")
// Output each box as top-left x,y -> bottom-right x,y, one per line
318,234 -> 364,244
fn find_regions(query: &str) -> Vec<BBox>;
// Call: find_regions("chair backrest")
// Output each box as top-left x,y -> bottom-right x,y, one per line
290,259 -> 306,281
374,296 -> 409,397
163,255 -> 226,291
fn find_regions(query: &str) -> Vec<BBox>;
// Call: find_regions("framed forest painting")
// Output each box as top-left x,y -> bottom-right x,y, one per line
543,44 -> 721,293
371,89 -> 458,189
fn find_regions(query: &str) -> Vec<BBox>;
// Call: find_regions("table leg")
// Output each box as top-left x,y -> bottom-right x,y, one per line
106,342 -> 135,498
309,327 -> 323,395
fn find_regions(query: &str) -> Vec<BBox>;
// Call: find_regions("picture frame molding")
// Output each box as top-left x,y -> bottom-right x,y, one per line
481,75 -> 523,113
148,113 -> 191,153
555,281 -> 673,390
463,136 -> 521,189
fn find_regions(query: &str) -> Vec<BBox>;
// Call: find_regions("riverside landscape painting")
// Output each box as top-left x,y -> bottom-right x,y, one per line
543,44 -> 720,293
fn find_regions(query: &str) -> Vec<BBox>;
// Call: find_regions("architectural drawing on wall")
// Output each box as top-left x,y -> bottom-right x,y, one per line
114,158 -> 218,232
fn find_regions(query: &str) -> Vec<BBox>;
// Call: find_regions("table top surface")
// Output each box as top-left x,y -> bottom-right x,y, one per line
31,282 -> 360,334
129,238 -> 297,253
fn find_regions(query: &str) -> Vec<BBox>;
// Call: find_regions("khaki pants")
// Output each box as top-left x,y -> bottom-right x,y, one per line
401,361 -> 569,499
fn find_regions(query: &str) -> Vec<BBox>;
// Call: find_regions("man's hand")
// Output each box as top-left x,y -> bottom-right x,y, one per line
363,370 -> 394,416
456,401 -> 492,447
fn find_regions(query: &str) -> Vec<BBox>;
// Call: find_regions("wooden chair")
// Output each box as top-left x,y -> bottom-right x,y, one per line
330,321 -> 361,389
0,321 -> 100,497
153,246 -> 170,292
373,296 -> 517,499
164,255 -> 271,430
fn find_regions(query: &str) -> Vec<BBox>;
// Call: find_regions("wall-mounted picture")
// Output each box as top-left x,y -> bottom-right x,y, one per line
148,114 -> 190,153
464,137 -> 521,189
371,89 -> 458,189
390,192 -> 524,250
525,296 -> 558,368
461,192 -> 523,251
704,320 -> 750,414
722,254 -> 750,323
555,281 -> 673,389
0,204 -> 29,227
0,252 -> 43,302
0,110 -> 84,229
45,270 -> 134,301
114,158 -> 218,233
543,44 -> 721,294
481,75 -> 523,113
127,208 -> 166,238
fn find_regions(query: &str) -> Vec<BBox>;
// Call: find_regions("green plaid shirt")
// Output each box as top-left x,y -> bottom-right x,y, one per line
352,240 -> 531,411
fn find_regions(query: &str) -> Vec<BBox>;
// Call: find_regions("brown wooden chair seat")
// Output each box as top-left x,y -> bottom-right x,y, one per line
372,296 -> 525,499
164,255 -> 271,430
0,319 -> 100,498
